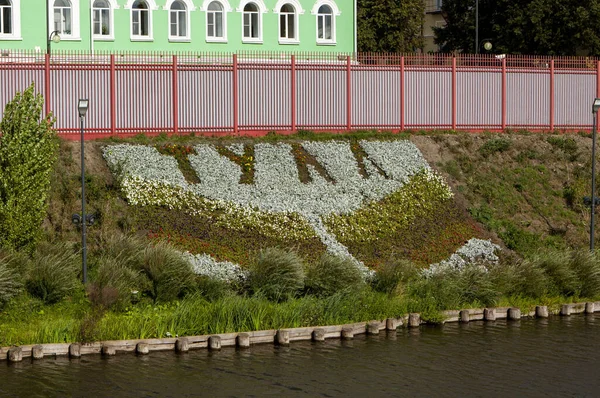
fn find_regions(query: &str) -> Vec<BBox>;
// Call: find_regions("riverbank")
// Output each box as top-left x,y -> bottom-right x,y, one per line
3,301 -> 598,362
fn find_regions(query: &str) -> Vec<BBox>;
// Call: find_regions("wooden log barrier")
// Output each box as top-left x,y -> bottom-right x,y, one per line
585,302 -> 595,314
32,345 -> 44,360
560,304 -> 571,316
136,343 -> 149,355
102,345 -> 116,356
535,306 -> 549,318
408,313 -> 420,328
459,310 -> 470,323
312,328 -> 325,342
276,330 -> 290,346
69,343 -> 81,358
367,322 -> 380,335
507,308 -> 521,320
236,333 -> 250,348
341,327 -> 354,340
208,336 -> 221,350
175,338 -> 190,353
484,308 -> 496,321
7,347 -> 22,362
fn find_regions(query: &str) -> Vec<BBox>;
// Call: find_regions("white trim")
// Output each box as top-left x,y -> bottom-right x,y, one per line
204,0 -> 228,42
127,0 -> 156,41
47,0 -> 81,40
91,0 -> 119,41
200,0 -> 232,12
310,0 -> 340,16
0,0 -> 22,40
273,0 -> 303,14
165,0 -> 192,41
163,0 -> 196,11
238,0 -> 265,43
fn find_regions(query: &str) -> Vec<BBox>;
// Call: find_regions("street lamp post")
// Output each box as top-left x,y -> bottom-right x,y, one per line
475,0 -> 479,54
78,99 -> 89,283
46,2 -> 61,55
589,99 -> 600,251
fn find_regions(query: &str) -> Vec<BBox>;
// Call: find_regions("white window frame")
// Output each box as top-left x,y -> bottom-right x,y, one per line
311,0 -> 339,45
164,0 -> 195,42
237,0 -> 266,44
274,0 -> 303,45
125,0 -> 158,41
48,0 -> 80,40
0,0 -> 21,40
202,0 -> 231,43
92,0 -> 118,41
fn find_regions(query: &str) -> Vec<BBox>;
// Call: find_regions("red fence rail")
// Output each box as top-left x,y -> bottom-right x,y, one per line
0,51 -> 599,139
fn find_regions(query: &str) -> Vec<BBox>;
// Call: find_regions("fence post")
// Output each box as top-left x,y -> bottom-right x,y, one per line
44,53 -> 50,117
502,58 -> 507,130
400,55 -> 405,131
110,54 -> 116,137
452,56 -> 457,130
233,54 -> 239,135
346,55 -> 352,131
172,55 -> 179,136
549,59 -> 554,131
291,54 -> 296,133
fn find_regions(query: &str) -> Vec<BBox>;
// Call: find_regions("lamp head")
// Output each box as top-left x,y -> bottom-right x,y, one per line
49,31 -> 61,44
78,99 -> 89,118
483,41 -> 493,51
593,98 -> 600,114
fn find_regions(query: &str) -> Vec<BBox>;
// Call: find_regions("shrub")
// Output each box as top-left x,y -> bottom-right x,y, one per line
25,243 -> 80,304
0,84 -> 58,251
489,260 -> 550,299
196,275 -> 233,301
248,248 -> 305,301
0,261 -> 23,307
567,250 -> 600,298
371,259 -> 420,295
90,256 -> 147,309
479,138 -> 511,158
530,250 -> 578,296
139,242 -> 197,302
304,253 -> 365,297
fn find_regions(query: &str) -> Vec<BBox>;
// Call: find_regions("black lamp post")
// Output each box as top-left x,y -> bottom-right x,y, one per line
78,99 -> 89,283
590,98 -> 600,251
46,1 -> 61,55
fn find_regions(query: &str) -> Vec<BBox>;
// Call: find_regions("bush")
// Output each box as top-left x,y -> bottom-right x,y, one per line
139,242 -> 197,302
196,275 -> 233,301
25,243 -> 80,304
371,259 -> 420,295
304,253 -> 365,297
479,138 -> 511,158
530,250 -> 578,296
0,260 -> 23,307
567,250 -> 600,298
248,248 -> 305,301
0,84 -> 58,251
90,256 -> 147,309
489,260 -> 550,299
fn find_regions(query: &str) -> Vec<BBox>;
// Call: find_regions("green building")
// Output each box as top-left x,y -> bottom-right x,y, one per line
0,0 -> 356,54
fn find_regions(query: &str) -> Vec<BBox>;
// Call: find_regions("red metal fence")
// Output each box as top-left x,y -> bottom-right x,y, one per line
0,51 -> 599,138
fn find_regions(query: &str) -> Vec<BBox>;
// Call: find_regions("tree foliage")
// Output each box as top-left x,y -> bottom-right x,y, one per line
0,84 -> 58,251
358,0 -> 424,53
434,0 -> 600,55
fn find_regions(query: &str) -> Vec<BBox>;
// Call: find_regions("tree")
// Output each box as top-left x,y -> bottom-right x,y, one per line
358,0 -> 425,53
0,84 -> 58,251
434,0 -> 600,56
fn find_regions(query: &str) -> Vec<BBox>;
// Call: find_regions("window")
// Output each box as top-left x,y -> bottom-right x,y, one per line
0,0 -> 12,35
92,0 -> 111,38
169,0 -> 188,39
278,4 -> 296,42
206,1 -> 224,40
242,3 -> 260,41
132,0 -> 150,38
53,0 -> 72,35
312,1 -> 338,44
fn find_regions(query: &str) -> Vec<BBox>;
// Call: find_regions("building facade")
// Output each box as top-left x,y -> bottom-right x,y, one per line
0,0 -> 356,53
422,0 -> 444,53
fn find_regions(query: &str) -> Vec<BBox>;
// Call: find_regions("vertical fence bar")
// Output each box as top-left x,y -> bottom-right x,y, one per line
452,56 -> 457,130
502,58 -> 507,130
346,55 -> 352,131
233,54 -> 238,135
597,61 -> 600,99
549,59 -> 554,131
400,55 -> 405,131
172,55 -> 179,136
110,54 -> 116,137
44,54 -> 50,117
291,55 -> 296,132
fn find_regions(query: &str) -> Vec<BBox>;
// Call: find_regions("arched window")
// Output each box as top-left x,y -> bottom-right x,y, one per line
206,1 -> 224,40
132,0 -> 150,38
278,4 -> 296,42
53,0 -> 72,35
169,0 -> 187,39
242,2 -> 260,41
0,0 -> 12,35
92,0 -> 111,38
316,4 -> 333,43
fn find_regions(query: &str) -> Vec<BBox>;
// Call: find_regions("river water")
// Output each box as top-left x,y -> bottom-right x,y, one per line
1,314 -> 599,397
